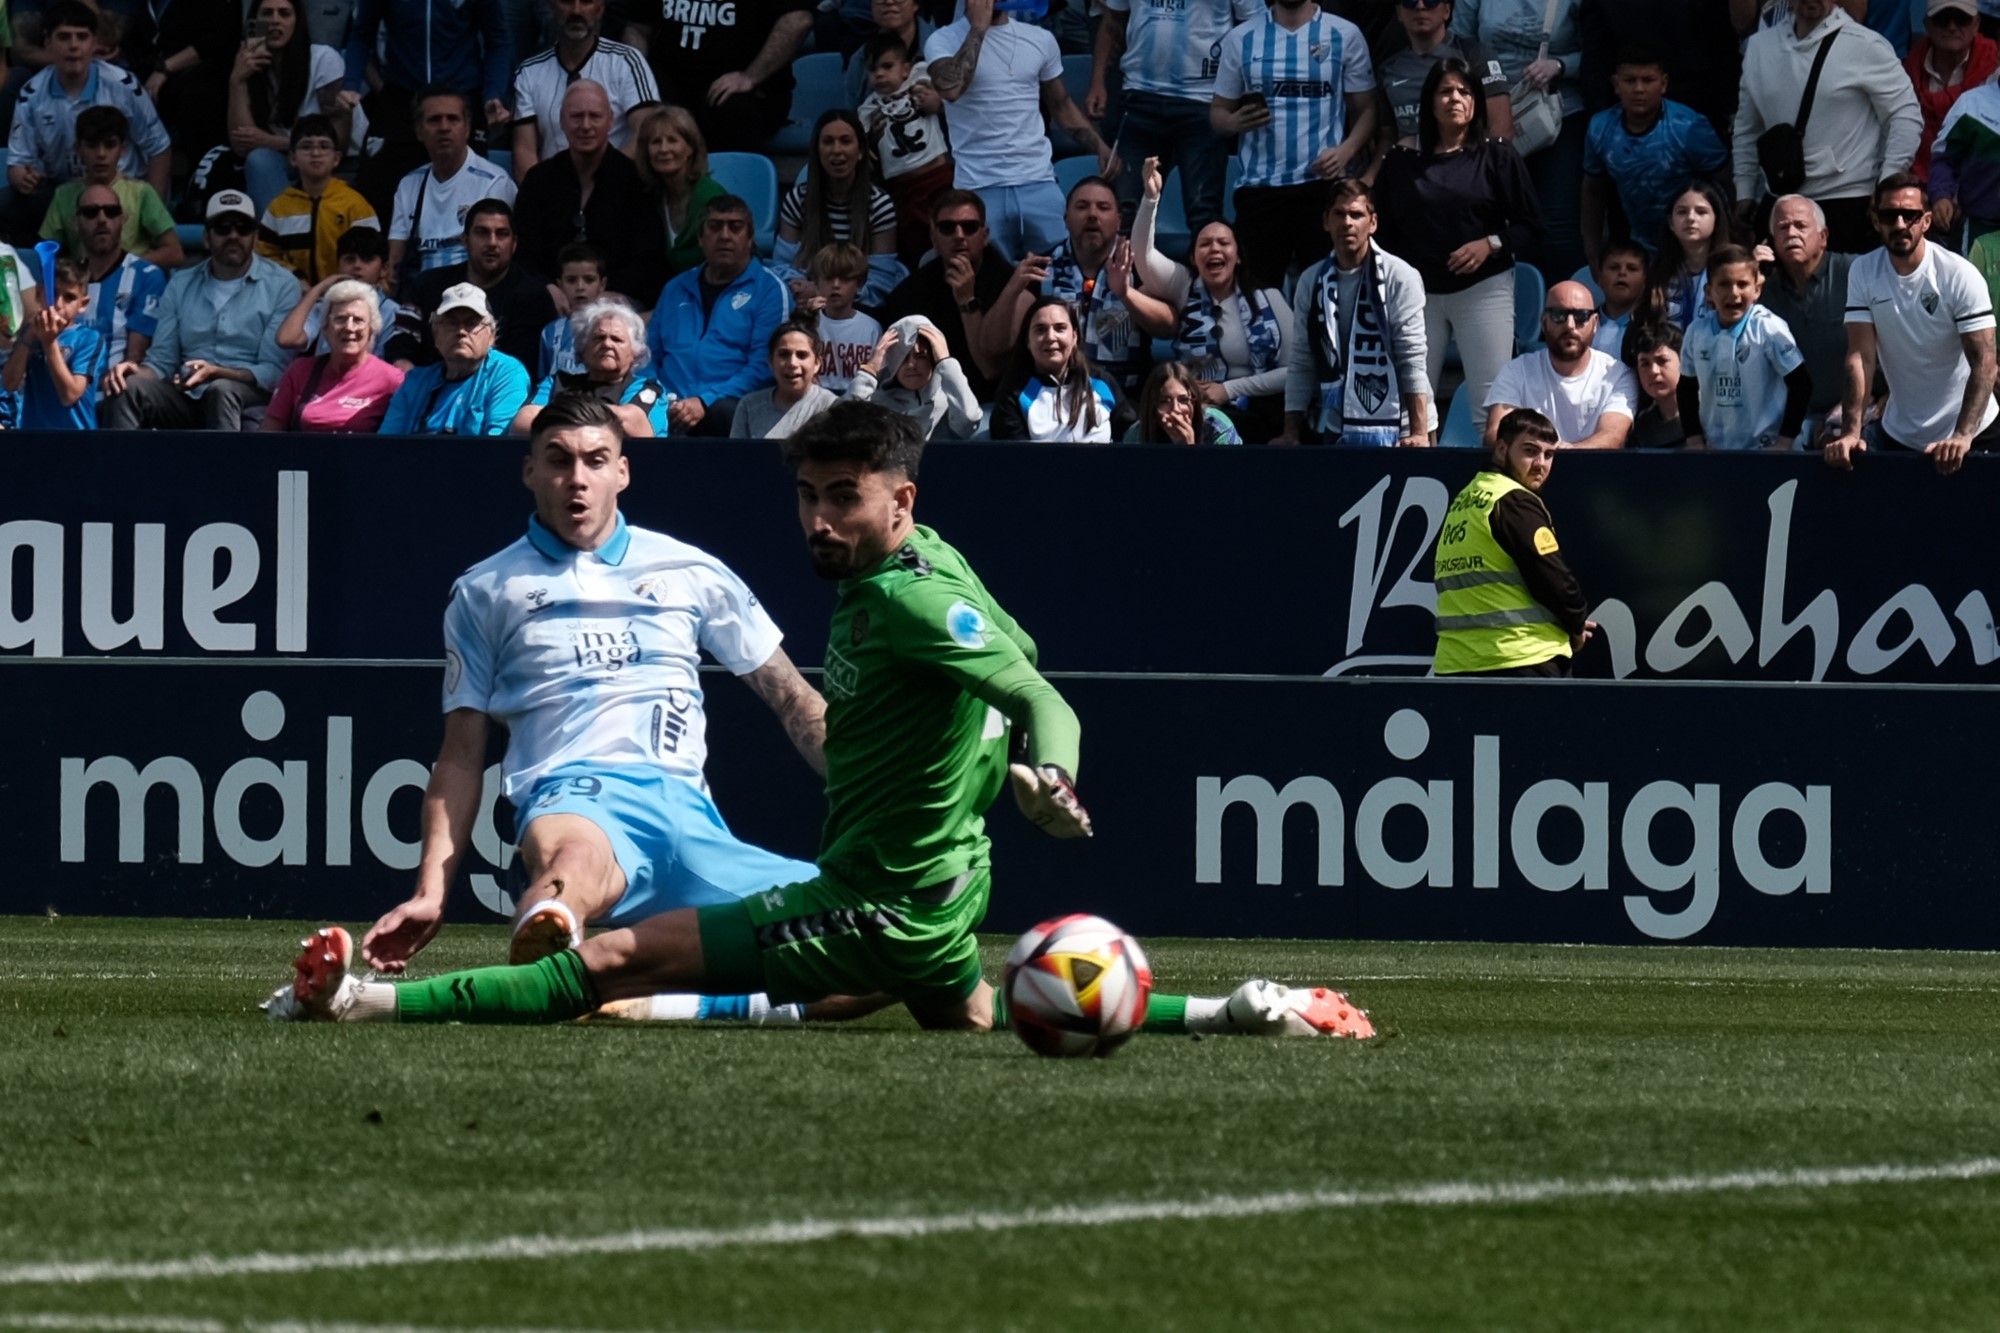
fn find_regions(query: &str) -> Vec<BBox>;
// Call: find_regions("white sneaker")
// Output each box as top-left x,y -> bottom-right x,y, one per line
260,926 -> 363,1022
1223,979 -> 1375,1039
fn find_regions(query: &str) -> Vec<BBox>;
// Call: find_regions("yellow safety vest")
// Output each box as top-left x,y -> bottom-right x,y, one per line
1432,469 -> 1572,675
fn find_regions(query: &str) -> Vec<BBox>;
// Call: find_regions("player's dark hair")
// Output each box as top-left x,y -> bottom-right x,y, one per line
1622,319 -> 1682,369
463,197 -> 515,235
413,84 -> 474,125
75,106 -> 129,147
1874,171 -> 1930,210
1416,57 -> 1488,155
783,400 -> 926,480
290,114 -> 340,151
44,0 -> 99,36
336,225 -> 388,262
52,256 -> 86,294
702,193 -> 754,228
1063,174 -> 1115,206
862,31 -> 914,68
1496,408 -> 1559,448
529,391 -> 625,447
556,241 -> 606,275
768,317 -> 824,361
1705,243 -> 1759,280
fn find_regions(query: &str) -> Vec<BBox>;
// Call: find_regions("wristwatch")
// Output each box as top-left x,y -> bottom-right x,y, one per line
957,296 -> 983,314
1486,233 -> 1504,253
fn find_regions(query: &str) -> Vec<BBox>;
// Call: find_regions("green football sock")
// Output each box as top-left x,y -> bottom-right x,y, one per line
392,951 -> 598,1024
990,984 -> 1191,1033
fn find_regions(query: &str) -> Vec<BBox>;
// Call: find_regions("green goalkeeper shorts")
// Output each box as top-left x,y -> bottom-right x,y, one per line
696,868 -> 991,1006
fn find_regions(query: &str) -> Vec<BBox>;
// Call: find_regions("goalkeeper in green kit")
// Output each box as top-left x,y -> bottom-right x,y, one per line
264,402 -> 1371,1039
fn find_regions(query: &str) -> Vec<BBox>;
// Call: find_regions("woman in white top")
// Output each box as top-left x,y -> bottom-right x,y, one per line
1129,156 -> 1292,443
989,296 -> 1137,443
225,0 -> 353,210
773,109 -> 905,311
731,320 -> 840,439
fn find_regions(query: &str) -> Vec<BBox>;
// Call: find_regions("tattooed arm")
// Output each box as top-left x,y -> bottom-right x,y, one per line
743,646 -> 828,776
930,0 -> 993,102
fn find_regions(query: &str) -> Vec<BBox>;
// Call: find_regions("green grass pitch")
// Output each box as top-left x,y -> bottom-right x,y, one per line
6,917 -> 2000,1332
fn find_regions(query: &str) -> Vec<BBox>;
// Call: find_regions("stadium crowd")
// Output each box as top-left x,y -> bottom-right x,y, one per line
0,0 -> 1993,467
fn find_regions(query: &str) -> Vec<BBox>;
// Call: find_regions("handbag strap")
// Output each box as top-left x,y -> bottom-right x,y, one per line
1796,28 -> 1840,137
1535,0 -> 1560,60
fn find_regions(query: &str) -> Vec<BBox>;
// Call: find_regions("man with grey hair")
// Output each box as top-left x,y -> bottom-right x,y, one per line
509,297 -> 671,437
510,0 -> 660,177
514,81 -> 665,300
1758,193 -> 1854,443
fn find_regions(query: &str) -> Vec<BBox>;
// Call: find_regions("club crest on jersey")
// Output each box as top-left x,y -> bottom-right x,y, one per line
629,573 -> 673,603
1921,289 -> 1940,316
946,601 -> 986,649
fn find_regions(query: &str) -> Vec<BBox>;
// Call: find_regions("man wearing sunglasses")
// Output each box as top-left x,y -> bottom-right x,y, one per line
75,182 -> 168,378
100,191 -> 298,431
1482,279 -> 1637,449
881,190 -> 1015,400
1827,172 -> 1998,475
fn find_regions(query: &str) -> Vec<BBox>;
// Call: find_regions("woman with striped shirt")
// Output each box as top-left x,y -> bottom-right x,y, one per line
774,109 -> 905,310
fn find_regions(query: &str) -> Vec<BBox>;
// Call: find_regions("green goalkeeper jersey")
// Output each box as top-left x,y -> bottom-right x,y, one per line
817,524 -> 1082,895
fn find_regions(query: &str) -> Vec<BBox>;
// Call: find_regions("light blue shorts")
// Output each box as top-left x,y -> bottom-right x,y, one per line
514,765 -> 818,927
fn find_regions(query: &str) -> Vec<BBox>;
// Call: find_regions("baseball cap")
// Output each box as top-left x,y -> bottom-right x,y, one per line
1930,0 -> 1977,17
434,282 -> 492,321
204,189 -> 256,223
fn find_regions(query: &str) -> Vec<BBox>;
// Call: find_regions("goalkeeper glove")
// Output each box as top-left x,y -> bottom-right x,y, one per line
1008,763 -> 1093,839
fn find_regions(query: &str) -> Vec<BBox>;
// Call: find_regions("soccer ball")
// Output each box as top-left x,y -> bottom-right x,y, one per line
1002,914 -> 1153,1058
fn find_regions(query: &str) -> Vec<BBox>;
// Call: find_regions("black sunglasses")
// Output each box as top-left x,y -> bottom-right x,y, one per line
934,218 -> 983,235
1931,8 -> 1975,24
1877,207 -> 1928,225
209,218 -> 257,236
1543,307 -> 1595,326
78,203 -> 123,219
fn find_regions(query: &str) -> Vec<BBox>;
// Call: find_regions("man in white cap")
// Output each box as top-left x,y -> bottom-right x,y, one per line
101,190 -> 298,430
379,280 -> 532,435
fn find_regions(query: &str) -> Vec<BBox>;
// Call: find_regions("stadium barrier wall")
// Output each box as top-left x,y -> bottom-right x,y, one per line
4,436 -> 1996,681
9,662 -> 1996,948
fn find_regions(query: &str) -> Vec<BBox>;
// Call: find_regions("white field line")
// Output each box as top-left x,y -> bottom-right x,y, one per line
4,1157 -> 1998,1288
0,1319 -> 634,1333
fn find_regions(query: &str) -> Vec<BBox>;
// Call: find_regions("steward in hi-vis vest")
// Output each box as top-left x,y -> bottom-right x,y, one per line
1433,407 -> 1594,677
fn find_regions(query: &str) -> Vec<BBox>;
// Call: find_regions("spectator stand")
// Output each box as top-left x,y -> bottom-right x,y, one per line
769,53 -> 850,157
709,153 -> 781,258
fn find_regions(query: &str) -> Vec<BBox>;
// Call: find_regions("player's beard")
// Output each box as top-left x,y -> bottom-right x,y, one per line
807,537 -> 854,579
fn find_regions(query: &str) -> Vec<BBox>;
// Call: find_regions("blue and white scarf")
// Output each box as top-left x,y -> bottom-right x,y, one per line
1045,241 -> 1138,375
1309,250 -> 1402,447
1173,281 -> 1284,393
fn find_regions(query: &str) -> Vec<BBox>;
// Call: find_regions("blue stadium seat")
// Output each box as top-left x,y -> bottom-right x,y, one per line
1053,154 -> 1100,200
1049,53 -> 1097,158
1155,168 -> 1191,262
1570,264 -> 1603,302
175,223 -> 204,252
485,148 -> 512,180
1513,261 -> 1546,353
1440,387 -> 1483,447
708,152 -> 780,257
769,52 -> 849,155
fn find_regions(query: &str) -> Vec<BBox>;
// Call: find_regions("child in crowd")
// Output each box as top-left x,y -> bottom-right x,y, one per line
1624,321 -> 1687,448
799,241 -> 881,393
844,315 -> 983,440
1593,240 -> 1653,358
1678,245 -> 1810,451
857,32 -> 954,269
1581,47 -> 1728,262
256,115 -> 380,285
730,319 -> 838,438
39,107 -> 182,269
4,257 -> 103,430
1125,362 -> 1242,445
276,226 -> 403,357
1650,182 -> 1739,330
540,243 -> 608,379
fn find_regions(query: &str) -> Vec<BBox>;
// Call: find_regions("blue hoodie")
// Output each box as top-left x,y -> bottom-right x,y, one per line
646,260 -> 792,408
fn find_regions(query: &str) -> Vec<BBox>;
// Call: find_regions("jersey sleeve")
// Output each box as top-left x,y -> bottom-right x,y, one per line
440,578 -> 496,714
1844,261 -> 1875,326
1484,356 -> 1525,408
1949,258 -> 1996,333
883,575 -> 1079,774
1763,316 -> 1805,376
1213,31 -> 1246,99
695,560 -> 784,675
1600,360 -> 1639,420
1339,22 -> 1374,93
1035,29 -> 1063,84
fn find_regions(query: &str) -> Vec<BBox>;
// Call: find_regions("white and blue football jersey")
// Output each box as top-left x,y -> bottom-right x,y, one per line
1212,9 -> 1373,190
1683,304 -> 1805,450
1104,0 -> 1265,102
440,514 -> 783,803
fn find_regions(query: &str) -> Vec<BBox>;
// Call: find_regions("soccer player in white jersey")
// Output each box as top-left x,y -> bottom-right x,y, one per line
1210,0 -> 1376,292
359,392 -> 830,1023
1088,0 -> 1263,235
